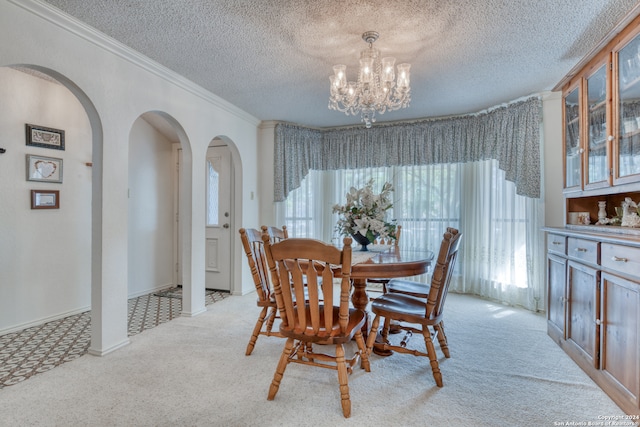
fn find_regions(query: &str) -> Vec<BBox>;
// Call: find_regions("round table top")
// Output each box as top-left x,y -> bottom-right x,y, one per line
349,247 -> 434,279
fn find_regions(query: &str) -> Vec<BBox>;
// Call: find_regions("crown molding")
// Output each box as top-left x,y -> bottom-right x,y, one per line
8,0 -> 261,127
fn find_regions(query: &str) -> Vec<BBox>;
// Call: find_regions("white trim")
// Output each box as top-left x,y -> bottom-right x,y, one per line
172,144 -> 182,287
9,0 -> 261,126
0,306 -> 90,336
88,339 -> 130,357
127,283 -> 175,299
180,307 -> 207,317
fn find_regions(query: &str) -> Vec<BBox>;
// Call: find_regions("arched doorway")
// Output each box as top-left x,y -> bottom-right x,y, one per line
0,65 -> 106,352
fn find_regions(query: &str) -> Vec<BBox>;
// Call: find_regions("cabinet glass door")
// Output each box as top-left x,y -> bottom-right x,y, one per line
586,65 -> 609,186
617,32 -> 640,180
565,87 -> 581,189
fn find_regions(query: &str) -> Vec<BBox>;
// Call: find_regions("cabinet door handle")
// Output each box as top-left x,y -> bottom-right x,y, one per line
607,135 -> 615,142
595,319 -> 602,326
575,247 -> 588,252
552,241 -> 562,245
612,256 -> 628,262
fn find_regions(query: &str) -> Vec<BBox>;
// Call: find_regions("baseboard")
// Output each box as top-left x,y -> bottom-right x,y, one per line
0,305 -> 90,336
181,307 -> 207,317
128,283 -> 174,299
87,338 -> 130,357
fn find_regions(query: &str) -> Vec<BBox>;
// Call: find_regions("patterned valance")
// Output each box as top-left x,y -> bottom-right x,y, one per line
274,96 -> 541,201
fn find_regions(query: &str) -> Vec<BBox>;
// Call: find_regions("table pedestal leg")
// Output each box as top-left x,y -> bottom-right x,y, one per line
351,278 -> 369,312
351,278 -> 369,339
351,278 -> 393,356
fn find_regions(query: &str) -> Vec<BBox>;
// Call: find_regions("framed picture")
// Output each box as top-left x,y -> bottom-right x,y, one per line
25,123 -> 65,150
31,190 -> 60,209
26,154 -> 63,183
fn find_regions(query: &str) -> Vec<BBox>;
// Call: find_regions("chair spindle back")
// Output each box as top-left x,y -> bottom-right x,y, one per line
262,225 -> 289,243
239,228 -> 271,302
263,236 -> 353,338
425,227 -> 462,320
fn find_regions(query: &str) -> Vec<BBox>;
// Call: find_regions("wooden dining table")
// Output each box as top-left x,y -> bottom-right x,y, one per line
348,246 -> 434,311
338,245 -> 434,341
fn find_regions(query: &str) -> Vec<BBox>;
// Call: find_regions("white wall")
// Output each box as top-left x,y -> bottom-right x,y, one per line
258,121 -> 277,226
542,91 -> 565,227
0,67 -> 92,334
0,0 -> 260,354
128,117 -> 176,298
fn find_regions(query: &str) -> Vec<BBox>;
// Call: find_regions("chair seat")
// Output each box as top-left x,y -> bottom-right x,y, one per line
385,278 -> 430,298
370,292 -> 432,325
280,306 -> 366,344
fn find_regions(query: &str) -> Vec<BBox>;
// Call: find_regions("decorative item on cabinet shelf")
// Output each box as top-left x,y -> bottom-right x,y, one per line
621,197 -> 640,228
568,211 -> 590,225
596,197 -> 640,227
598,201 -> 607,222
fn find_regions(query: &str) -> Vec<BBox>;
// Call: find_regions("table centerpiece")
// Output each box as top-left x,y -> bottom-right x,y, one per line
332,179 -> 397,251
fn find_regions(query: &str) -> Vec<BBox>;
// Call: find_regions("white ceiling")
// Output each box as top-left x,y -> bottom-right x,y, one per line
41,0 -> 640,128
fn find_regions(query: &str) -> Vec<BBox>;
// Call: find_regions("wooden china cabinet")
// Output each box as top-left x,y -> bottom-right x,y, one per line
544,7 -> 640,417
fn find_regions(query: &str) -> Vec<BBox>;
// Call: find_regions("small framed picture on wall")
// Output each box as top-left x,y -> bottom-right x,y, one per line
26,154 -> 63,183
25,123 -> 65,150
31,189 -> 60,209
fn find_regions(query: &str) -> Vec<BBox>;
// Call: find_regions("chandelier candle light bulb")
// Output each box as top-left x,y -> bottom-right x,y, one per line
329,31 -> 411,128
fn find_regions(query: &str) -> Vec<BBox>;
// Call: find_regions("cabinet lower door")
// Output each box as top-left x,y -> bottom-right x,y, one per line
567,261 -> 600,368
601,272 -> 639,406
548,254 -> 567,338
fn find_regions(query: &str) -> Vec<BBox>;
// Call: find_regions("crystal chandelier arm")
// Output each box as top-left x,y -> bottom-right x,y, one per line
328,31 -> 411,127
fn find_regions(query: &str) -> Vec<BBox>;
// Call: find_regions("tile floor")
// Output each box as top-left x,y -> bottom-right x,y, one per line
0,287 -> 229,389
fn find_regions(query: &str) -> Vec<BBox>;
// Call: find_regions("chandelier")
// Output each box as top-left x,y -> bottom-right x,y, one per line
329,31 -> 411,128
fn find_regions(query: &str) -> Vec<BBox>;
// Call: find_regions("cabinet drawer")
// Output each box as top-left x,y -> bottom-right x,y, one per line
602,243 -> 640,280
547,234 -> 566,255
567,237 -> 599,265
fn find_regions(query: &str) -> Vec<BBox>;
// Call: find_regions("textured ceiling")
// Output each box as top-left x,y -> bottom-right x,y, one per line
41,0 -> 640,128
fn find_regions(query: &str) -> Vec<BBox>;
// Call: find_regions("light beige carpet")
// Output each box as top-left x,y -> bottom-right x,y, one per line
0,292 -> 629,426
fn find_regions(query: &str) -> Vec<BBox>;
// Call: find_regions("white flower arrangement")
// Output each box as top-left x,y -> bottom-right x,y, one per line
332,179 -> 397,244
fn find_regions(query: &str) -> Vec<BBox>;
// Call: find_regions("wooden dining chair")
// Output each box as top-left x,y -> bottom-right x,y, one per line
366,225 -> 402,292
239,227 -> 283,356
262,236 -> 370,418
385,227 -> 459,298
262,225 -> 289,242
365,228 -> 461,387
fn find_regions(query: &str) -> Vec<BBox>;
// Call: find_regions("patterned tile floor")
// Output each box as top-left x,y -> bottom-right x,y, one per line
0,287 -> 229,389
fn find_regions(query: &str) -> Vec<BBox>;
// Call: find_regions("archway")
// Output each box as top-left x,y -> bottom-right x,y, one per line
0,65 -> 106,353
127,111 -> 198,313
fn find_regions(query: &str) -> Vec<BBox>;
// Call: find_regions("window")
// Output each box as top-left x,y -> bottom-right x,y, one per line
276,160 -> 543,310
206,159 -> 219,226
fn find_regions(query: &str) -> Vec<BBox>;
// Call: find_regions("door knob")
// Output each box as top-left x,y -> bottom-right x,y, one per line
223,223 -> 230,229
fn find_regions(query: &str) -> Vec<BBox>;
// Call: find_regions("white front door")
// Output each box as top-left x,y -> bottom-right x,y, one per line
205,145 -> 232,291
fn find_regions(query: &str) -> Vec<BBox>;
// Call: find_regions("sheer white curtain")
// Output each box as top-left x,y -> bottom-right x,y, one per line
275,160 -> 544,311
457,161 -> 544,311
